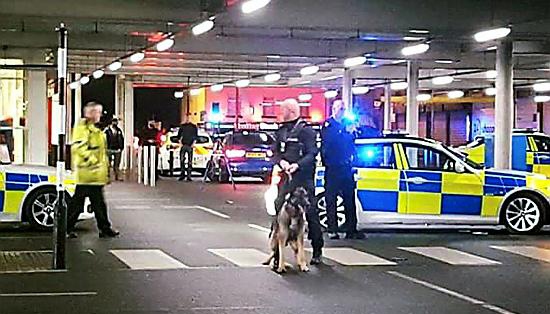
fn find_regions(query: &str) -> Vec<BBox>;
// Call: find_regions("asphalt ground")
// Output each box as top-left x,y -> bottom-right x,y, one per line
0,177 -> 549,314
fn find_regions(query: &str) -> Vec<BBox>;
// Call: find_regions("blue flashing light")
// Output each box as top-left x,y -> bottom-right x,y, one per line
344,111 -> 357,122
210,113 -> 223,123
358,147 -> 377,160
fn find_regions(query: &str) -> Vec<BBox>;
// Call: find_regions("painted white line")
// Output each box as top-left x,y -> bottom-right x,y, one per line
110,249 -> 189,270
161,205 -> 196,209
113,205 -> 152,210
399,247 -> 501,265
307,247 -> 396,266
0,250 -> 52,254
0,292 -> 97,297
108,199 -> 170,202
247,224 -> 271,233
0,269 -> 67,274
388,271 -> 517,314
194,206 -> 230,219
208,248 -> 269,267
491,246 -> 550,263
187,306 -> 270,311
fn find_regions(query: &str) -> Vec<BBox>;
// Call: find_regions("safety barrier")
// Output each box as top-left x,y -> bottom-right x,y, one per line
137,145 -> 157,187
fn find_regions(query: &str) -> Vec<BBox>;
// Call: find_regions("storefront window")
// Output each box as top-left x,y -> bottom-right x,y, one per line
0,59 -> 25,164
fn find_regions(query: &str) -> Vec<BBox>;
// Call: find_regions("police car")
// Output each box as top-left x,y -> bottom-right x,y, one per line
461,130 -> 550,178
0,164 -> 93,230
158,128 -> 214,175
266,135 -> 550,234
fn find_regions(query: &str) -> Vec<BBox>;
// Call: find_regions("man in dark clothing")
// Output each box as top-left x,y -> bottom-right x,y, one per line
272,98 -> 324,267
177,116 -> 198,182
105,118 -> 125,181
321,100 -> 365,240
140,120 -> 160,180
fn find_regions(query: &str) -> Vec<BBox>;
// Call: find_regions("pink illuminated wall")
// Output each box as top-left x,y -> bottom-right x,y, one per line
206,87 -> 327,123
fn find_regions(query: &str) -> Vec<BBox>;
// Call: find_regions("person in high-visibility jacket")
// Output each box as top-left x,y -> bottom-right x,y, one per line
67,102 -> 119,238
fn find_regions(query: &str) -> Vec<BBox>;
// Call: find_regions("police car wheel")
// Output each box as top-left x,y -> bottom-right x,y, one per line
503,193 -> 545,234
316,192 -> 346,229
24,187 -> 58,231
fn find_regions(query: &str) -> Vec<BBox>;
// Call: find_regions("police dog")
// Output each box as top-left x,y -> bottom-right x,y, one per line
264,187 -> 309,273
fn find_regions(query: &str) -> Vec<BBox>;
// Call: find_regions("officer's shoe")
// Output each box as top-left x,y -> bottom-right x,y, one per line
310,256 -> 322,265
67,231 -> 78,239
328,232 -> 340,240
99,229 -> 120,238
345,232 -> 366,240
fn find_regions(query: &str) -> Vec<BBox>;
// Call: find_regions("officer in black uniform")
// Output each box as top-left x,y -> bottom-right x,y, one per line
273,98 -> 324,266
321,100 -> 365,240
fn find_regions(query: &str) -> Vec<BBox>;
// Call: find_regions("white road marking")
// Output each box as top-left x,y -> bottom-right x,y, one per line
161,205 -> 196,209
0,292 -> 97,297
0,250 -> 52,254
388,271 -> 516,314
491,246 -> 550,263
0,269 -> 67,274
112,205 -> 152,210
110,249 -> 189,270
307,247 -> 396,266
194,206 -> 230,219
208,248 -> 269,267
399,247 -> 501,265
108,198 -> 170,202
247,224 -> 271,233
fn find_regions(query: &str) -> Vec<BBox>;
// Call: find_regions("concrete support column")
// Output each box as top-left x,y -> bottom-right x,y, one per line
384,82 -> 392,131
342,68 -> 353,110
26,71 -> 48,165
494,39 -> 514,170
406,61 -> 420,136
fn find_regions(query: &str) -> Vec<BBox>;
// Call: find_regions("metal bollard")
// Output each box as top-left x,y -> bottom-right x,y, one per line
143,146 -> 149,186
150,145 -> 156,187
137,146 -> 142,184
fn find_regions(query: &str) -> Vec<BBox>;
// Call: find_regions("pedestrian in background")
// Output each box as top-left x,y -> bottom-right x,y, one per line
273,98 -> 324,267
68,102 -> 119,238
177,115 -> 198,182
105,117 -> 125,181
140,119 -> 160,180
321,100 -> 365,240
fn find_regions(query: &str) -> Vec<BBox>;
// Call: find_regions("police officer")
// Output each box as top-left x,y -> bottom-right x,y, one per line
321,100 -> 365,240
273,98 -> 324,266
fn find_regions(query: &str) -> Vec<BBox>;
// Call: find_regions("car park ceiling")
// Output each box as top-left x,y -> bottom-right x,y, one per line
0,0 -> 549,90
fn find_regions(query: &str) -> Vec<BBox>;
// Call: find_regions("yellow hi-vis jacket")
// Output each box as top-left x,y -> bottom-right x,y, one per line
71,119 -> 109,185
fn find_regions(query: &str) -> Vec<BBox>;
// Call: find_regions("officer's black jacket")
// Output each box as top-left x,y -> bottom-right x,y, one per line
273,118 -> 318,177
320,117 -> 356,168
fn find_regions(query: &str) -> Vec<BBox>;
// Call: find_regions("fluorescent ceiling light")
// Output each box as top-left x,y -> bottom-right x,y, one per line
320,75 -> 342,81
448,90 -> 465,99
267,54 -> 281,59
534,95 -> 550,103
130,51 -> 145,63
264,73 -> 281,82
409,29 -> 430,34
298,94 -> 312,102
417,94 -> 432,101
391,82 -> 408,90
474,27 -> 511,42
432,76 -> 454,85
300,65 -> 320,76
403,36 -> 424,41
486,46 -> 498,51
435,60 -> 453,64
533,82 -> 550,92
235,79 -> 250,88
108,61 -> 122,71
324,90 -> 338,99
242,0 -> 271,14
344,56 -> 367,68
79,76 -> 90,85
484,87 -> 496,96
156,37 -> 174,51
486,70 -> 497,79
298,102 -> 311,107
92,69 -> 104,79
401,43 -> 430,56
537,68 -> 550,72
297,81 -> 311,85
192,20 -> 214,36
69,81 -> 80,89
189,88 -> 201,96
352,86 -> 370,95
174,91 -> 184,98
210,84 -> 224,92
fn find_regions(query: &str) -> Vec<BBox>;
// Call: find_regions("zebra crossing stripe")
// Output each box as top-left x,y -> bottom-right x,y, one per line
490,246 -> 550,263
208,248 -> 270,267
399,247 -> 501,265
110,249 -> 189,270
308,248 -> 396,266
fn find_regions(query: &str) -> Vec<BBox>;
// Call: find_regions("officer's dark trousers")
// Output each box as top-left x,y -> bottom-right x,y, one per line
274,173 -> 324,256
179,145 -> 193,180
68,185 -> 112,233
325,165 -> 358,233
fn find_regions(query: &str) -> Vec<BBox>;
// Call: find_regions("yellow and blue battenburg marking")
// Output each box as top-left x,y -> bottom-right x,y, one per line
0,173 -> 49,214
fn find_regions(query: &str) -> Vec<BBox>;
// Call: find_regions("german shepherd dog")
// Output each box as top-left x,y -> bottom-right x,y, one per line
264,187 -> 309,273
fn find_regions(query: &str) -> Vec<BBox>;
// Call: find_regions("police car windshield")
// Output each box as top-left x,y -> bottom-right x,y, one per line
232,132 -> 274,147
445,146 -> 484,170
